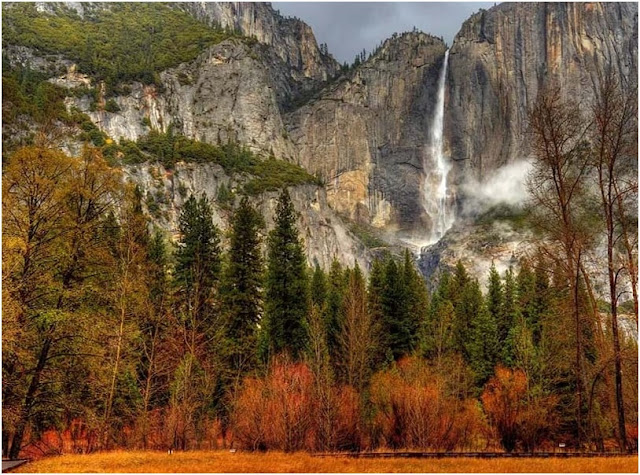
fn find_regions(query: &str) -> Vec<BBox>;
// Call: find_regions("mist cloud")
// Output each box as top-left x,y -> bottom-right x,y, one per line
461,160 -> 533,213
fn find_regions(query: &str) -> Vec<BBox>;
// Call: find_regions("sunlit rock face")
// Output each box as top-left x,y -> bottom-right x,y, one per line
447,2 -> 638,184
126,162 -> 370,272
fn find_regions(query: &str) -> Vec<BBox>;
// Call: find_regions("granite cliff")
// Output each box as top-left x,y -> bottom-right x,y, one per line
2,2 -> 637,277
447,2 -> 638,183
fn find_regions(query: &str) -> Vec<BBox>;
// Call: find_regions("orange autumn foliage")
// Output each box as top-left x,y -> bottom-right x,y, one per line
369,357 -> 485,450
232,359 -> 311,452
231,358 -> 362,452
481,366 -> 557,452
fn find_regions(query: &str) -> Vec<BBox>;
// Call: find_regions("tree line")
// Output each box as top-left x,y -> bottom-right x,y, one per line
2,70 -> 638,456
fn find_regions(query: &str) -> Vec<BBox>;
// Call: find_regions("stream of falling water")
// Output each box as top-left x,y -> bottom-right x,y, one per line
422,49 -> 454,246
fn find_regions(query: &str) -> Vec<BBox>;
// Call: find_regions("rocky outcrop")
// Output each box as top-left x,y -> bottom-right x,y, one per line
287,33 -> 447,238
418,218 -> 534,290
126,162 -> 370,271
69,39 -> 297,160
179,2 -> 340,87
76,31 -> 451,241
447,2 -> 638,182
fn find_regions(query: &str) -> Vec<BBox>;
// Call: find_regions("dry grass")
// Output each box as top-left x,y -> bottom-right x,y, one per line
15,450 -> 638,473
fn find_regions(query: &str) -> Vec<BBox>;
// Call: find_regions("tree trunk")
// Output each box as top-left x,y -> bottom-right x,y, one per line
9,336 -> 52,459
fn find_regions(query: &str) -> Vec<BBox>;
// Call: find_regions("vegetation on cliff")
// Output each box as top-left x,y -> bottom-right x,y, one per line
2,3 -> 242,89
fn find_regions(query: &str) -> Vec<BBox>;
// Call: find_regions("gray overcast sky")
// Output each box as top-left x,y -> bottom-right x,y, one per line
272,2 -> 495,64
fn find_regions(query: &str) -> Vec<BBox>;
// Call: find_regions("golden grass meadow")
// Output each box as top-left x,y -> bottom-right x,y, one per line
14,450 -> 639,473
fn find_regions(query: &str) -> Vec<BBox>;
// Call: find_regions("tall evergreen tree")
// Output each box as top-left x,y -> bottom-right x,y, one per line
451,260 -> 471,306
367,257 -> 386,323
171,194 -> 223,446
220,196 -> 264,376
174,193 -> 222,320
532,256 -> 550,345
452,261 -> 473,354
501,266 -> 521,364
261,189 -> 310,361
423,273 -> 455,365
310,261 -> 328,310
381,259 -> 410,361
401,249 -> 429,354
325,258 -> 347,357
517,259 -> 537,338
367,257 -> 386,369
464,279 -> 499,387
487,263 -> 505,336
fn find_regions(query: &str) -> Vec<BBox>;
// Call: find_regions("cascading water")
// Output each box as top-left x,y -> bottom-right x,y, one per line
422,49 -> 454,246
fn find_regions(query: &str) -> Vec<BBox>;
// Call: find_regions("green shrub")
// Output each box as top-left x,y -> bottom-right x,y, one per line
126,129 -> 319,193
348,222 -> 390,249
243,156 -> 321,195
104,98 -> 120,113
476,203 -> 529,230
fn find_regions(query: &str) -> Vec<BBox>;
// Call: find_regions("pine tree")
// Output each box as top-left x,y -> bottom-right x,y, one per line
401,249 -> 429,353
517,259 -> 537,333
487,263 -> 504,335
171,193 -> 222,446
325,258 -> 347,356
450,260 -> 471,308
464,279 -> 499,387
220,196 -> 264,376
452,261 -> 473,354
367,257 -> 386,323
310,261 -> 328,310
501,266 -> 521,364
425,283 -> 455,366
421,273 -> 450,357
532,256 -> 550,345
381,259 -> 411,360
174,194 -> 222,319
261,189 -> 310,361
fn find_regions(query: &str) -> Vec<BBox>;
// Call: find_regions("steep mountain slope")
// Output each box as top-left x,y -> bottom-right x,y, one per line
179,2 -> 340,86
1,2 -> 374,270
2,2 -> 637,277
417,2 -> 638,282
129,161 -> 369,270
447,2 -> 638,182
286,33 -> 446,239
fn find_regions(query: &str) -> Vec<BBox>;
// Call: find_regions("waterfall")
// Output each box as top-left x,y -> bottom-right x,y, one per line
422,49 -> 454,245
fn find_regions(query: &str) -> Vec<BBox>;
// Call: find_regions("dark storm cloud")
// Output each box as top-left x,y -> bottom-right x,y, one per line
271,2 -> 496,64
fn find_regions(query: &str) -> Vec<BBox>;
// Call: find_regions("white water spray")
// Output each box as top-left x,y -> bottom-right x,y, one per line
422,49 -> 454,245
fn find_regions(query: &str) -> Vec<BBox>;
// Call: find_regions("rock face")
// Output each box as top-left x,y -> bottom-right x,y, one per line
287,33 -> 447,238
447,2 -> 638,183
418,218 -> 534,290
69,39 -> 297,160
3,2 -> 638,277
179,2 -> 340,87
126,162 -> 369,271
68,29 -> 453,241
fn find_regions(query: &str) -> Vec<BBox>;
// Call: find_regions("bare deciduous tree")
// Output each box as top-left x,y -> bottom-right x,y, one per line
592,68 -> 638,452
